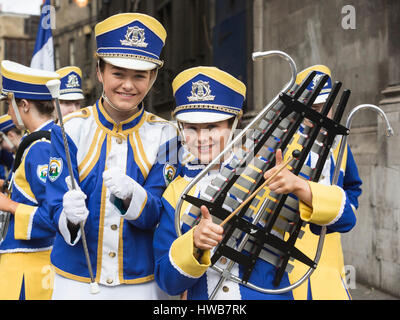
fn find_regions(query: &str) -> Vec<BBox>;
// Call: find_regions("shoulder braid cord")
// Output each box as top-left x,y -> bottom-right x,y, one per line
176,53 -> 352,298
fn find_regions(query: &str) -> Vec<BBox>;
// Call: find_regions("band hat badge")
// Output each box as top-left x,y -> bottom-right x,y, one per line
296,65 -> 332,104
56,66 -> 85,101
95,13 -> 167,71
0,115 -> 15,133
172,66 -> 246,124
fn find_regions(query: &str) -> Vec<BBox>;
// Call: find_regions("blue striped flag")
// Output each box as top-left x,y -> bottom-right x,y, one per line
30,0 -> 54,71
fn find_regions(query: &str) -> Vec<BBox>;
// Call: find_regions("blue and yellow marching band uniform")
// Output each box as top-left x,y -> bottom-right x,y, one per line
46,13 -> 179,299
0,60 -> 59,299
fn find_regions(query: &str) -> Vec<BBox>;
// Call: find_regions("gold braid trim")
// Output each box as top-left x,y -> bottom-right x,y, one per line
96,52 -> 164,68
173,104 -> 243,118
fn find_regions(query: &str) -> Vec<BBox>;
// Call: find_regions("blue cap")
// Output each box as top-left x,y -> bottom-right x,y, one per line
95,13 -> 166,71
56,66 -> 84,100
172,66 -> 246,123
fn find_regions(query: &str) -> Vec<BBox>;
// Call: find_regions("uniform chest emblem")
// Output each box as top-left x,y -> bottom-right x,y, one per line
163,163 -> 176,186
48,157 -> 63,182
36,164 -> 49,183
66,74 -> 80,88
120,26 -> 148,48
188,80 -> 215,102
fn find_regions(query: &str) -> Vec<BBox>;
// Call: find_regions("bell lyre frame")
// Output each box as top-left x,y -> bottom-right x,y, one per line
174,50 -> 362,298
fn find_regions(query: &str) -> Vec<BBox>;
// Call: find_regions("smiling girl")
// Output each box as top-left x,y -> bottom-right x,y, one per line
46,13 -> 179,300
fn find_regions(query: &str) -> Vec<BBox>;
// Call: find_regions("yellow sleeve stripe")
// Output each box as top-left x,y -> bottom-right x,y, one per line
14,203 -> 37,240
13,141 -> 44,203
169,228 -> 210,278
299,181 -> 345,225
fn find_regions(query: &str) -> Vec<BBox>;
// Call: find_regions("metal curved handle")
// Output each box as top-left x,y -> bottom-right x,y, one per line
332,104 -> 393,184
174,50 -> 297,237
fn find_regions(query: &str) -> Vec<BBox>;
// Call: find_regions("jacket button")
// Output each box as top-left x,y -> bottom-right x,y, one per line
109,251 -> 116,258
222,286 -> 229,293
116,137 -> 123,144
111,224 -> 118,231
106,278 -> 113,284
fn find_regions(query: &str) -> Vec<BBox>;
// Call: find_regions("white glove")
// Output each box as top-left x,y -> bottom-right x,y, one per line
103,167 -> 137,200
63,176 -> 89,225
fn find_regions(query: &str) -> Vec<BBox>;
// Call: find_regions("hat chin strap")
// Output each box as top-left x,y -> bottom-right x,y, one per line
7,93 -> 26,130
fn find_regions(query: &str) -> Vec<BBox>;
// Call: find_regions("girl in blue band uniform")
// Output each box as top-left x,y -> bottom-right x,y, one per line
0,61 -> 60,299
46,13 -> 180,299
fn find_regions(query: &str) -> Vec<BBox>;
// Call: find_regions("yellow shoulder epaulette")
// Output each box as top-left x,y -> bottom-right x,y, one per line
146,112 -> 169,123
63,107 -> 91,123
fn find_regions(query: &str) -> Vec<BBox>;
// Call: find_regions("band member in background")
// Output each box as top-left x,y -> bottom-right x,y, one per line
0,60 -> 59,300
281,65 -> 362,300
0,114 -> 22,154
55,66 -> 85,117
46,13 -> 179,300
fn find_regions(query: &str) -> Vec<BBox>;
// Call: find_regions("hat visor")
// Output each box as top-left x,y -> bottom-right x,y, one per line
102,57 -> 158,71
175,111 -> 234,124
59,92 -> 84,101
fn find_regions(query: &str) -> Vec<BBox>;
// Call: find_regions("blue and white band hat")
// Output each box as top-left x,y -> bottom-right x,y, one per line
0,114 -> 15,133
172,66 -> 246,123
95,13 -> 167,71
296,65 -> 332,104
56,66 -> 84,100
0,60 -> 60,101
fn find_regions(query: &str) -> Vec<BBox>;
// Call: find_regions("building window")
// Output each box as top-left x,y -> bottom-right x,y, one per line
69,39 -> 75,65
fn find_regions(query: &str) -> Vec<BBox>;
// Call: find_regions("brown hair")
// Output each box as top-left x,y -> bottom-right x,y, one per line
15,98 -> 54,116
